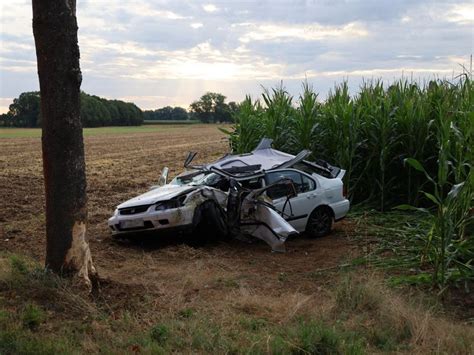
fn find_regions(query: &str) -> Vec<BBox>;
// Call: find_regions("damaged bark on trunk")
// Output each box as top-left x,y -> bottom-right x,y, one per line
32,0 -> 96,285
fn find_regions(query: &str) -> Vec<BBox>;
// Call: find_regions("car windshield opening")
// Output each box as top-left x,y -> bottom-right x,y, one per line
170,171 -> 224,187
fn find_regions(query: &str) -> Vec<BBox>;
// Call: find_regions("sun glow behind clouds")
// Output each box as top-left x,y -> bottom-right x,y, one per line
116,41 -> 285,81
203,4 -> 218,13
448,3 -> 474,24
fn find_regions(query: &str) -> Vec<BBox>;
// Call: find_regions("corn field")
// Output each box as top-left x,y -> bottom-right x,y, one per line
225,75 -> 473,287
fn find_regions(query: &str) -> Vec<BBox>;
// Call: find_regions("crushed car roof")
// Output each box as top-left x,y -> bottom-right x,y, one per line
183,138 -> 340,179
207,138 -> 309,172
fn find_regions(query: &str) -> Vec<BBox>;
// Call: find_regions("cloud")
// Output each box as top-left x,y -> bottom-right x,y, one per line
202,4 -> 219,13
0,0 -> 471,114
446,3 -> 474,24
1,41 -> 34,52
237,22 -> 368,43
302,67 -> 455,79
0,56 -> 36,73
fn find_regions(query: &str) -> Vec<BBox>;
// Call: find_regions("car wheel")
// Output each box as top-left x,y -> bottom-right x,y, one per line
194,201 -> 227,238
306,207 -> 333,237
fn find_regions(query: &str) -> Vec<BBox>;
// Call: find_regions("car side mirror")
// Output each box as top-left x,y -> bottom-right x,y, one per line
158,167 -> 169,186
184,151 -> 197,168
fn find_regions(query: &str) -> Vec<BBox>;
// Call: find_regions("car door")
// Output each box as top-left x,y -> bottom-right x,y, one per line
265,169 -> 317,231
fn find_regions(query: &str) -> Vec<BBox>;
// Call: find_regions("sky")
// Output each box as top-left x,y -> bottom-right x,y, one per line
0,0 -> 473,113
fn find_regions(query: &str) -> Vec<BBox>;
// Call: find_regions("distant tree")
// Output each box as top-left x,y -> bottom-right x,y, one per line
156,106 -> 174,120
190,92 -> 233,123
228,101 -> 239,114
32,0 -> 95,285
144,106 -> 189,121
0,112 -> 13,127
7,92 -> 41,127
171,106 -> 188,120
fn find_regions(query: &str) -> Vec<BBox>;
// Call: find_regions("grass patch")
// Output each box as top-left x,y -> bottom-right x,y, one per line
144,120 -> 200,125
349,209 -> 474,291
0,252 -> 472,354
0,124 -> 205,138
333,274 -> 474,353
239,316 -> 268,331
349,209 -> 431,271
150,324 -> 170,344
21,303 -> 45,331
177,308 -> 195,319
388,273 -> 433,286
215,277 -> 240,289
292,320 -> 361,354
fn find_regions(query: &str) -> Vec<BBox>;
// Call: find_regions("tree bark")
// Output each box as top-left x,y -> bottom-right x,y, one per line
32,0 -> 95,285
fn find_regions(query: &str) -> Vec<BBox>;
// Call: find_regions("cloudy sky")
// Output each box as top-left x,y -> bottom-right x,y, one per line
0,0 -> 472,113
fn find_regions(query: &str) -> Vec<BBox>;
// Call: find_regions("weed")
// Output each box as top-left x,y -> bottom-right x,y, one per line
0,329 -> 70,354
177,308 -> 194,319
296,320 -> 342,354
9,254 -> 29,275
0,310 -> 9,327
216,277 -> 239,288
239,317 -> 267,331
335,275 -> 382,314
388,273 -> 432,286
21,303 -> 45,331
278,272 -> 288,282
150,324 -> 169,344
269,334 -> 290,354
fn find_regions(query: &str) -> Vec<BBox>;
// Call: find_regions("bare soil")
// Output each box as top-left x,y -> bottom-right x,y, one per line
0,125 -> 359,315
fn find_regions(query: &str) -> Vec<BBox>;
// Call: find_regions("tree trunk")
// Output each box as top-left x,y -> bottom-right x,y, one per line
32,0 -> 96,286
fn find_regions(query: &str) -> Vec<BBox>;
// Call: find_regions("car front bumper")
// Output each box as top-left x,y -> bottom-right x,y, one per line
108,204 -> 195,236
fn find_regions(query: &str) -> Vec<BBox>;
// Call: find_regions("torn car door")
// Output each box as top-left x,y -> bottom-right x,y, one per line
238,180 -> 298,252
240,204 -> 297,252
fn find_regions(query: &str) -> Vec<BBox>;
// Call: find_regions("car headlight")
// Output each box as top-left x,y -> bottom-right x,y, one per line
113,208 -> 119,216
154,195 -> 187,211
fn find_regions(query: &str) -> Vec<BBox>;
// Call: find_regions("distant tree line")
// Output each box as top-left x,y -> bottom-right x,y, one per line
81,93 -> 142,127
0,91 -> 240,127
0,91 -> 143,127
144,92 -> 239,123
143,106 -> 189,121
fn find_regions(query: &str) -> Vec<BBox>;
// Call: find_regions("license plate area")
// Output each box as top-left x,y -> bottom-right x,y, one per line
121,220 -> 144,229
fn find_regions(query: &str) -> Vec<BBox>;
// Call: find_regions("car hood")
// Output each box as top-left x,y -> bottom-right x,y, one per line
117,185 -> 196,209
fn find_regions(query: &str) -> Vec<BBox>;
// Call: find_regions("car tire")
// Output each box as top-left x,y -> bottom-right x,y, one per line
306,207 -> 333,237
194,201 -> 227,238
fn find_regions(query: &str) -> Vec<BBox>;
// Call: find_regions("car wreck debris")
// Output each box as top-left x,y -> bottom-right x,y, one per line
108,138 -> 350,252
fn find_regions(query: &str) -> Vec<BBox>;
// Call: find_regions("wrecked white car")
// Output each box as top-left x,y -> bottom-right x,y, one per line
108,139 -> 350,252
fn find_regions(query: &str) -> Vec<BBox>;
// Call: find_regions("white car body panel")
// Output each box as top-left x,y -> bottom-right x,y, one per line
109,204 -> 195,232
266,169 -> 349,232
116,185 -> 194,209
